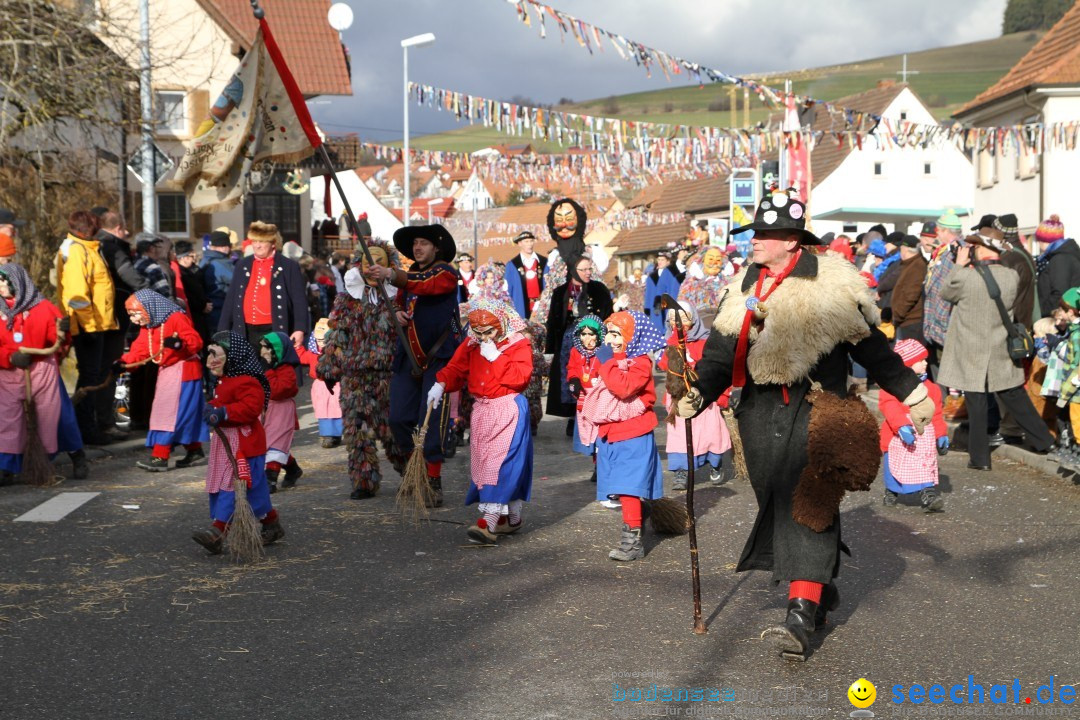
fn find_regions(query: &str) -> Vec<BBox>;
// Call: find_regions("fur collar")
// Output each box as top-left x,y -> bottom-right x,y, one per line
714,252 -> 879,385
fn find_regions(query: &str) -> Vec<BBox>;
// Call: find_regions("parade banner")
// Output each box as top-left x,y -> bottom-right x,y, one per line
173,18 -> 322,213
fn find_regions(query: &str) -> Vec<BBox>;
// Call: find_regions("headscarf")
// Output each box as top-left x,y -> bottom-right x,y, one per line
573,314 -> 604,358
0,264 -> 43,330
464,297 -> 526,345
260,331 -> 300,368
471,260 -> 513,304
566,253 -> 590,285
607,310 -> 667,359
211,330 -> 271,408
666,300 -> 709,342
126,289 -> 182,328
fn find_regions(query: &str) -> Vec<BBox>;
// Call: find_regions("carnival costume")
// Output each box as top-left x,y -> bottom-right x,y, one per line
566,314 -> 604,461
297,318 -> 342,447
677,246 -> 729,325
259,331 -> 302,493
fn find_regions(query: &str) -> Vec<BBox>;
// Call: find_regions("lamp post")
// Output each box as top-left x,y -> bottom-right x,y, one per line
401,32 -> 435,228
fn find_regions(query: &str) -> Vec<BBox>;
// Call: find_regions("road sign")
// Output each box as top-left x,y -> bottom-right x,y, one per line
729,168 -> 759,208
127,144 -> 174,186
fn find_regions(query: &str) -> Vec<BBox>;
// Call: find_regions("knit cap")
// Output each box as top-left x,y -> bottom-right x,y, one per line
936,209 -> 962,231
894,338 -> 928,367
1062,287 -> 1080,310
1036,214 -> 1065,243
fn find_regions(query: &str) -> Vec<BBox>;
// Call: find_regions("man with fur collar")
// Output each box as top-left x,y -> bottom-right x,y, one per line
675,189 -> 934,662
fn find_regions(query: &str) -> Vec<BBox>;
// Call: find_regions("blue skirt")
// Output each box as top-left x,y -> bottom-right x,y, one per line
465,394 -> 533,506
596,432 -> 663,501
208,455 -> 274,522
318,418 -> 343,437
667,450 -> 722,472
0,380 -> 83,473
147,379 -> 209,448
572,415 -> 594,456
882,451 -> 936,494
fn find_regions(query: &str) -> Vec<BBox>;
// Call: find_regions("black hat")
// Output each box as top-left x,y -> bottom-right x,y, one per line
90,206 -> 109,217
730,189 -> 821,245
0,208 -> 25,227
994,213 -> 1019,240
393,224 -> 456,263
971,213 -> 997,231
174,240 -> 195,257
819,231 -> 836,245
208,230 -> 231,247
885,231 -> 905,248
868,223 -> 888,239
919,221 -> 937,238
513,231 -> 536,244
900,234 -> 920,249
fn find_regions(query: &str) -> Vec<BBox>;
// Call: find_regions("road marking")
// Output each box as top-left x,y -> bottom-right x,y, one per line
14,492 -> 101,522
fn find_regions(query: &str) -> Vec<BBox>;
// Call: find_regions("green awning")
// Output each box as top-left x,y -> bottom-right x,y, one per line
813,207 -> 973,224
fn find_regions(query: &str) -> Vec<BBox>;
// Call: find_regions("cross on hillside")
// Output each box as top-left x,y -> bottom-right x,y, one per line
897,54 -> 920,83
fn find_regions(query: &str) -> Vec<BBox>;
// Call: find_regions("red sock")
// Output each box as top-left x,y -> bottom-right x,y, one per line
152,444 -> 171,460
426,460 -> 442,477
212,520 -> 227,533
261,509 -> 279,525
619,495 -> 643,529
186,442 -> 203,452
266,461 -> 282,473
789,580 -> 824,604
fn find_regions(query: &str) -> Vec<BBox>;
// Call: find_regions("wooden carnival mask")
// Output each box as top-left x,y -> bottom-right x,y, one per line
552,202 -> 578,240
702,247 -> 724,277
360,246 -> 389,287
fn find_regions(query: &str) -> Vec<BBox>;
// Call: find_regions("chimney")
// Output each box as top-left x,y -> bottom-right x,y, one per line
877,79 -> 897,89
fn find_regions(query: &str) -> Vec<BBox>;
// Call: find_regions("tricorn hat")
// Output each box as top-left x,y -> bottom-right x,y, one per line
730,189 -> 821,245
393,224 -> 457,263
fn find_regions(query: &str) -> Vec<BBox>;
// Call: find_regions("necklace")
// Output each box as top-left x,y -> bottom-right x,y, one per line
149,325 -> 165,364
249,259 -> 273,322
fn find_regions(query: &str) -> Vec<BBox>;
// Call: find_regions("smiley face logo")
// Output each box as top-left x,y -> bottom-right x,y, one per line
848,678 -> 877,708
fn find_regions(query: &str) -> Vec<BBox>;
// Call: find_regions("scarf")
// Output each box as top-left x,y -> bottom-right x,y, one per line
128,289 -> 182,328
0,263 -> 43,330
212,330 -> 271,409
572,314 -> 604,358
1036,238 -> 1068,275
609,310 -> 667,359
464,297 -> 526,346
260,330 -> 300,368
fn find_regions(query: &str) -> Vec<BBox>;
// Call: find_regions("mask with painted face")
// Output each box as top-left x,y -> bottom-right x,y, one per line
360,246 -> 389,287
547,197 -> 587,260
702,247 -> 724,277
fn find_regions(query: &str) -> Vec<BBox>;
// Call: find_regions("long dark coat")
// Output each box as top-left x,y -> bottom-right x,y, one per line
544,279 -> 613,417
218,252 -> 311,337
694,252 -> 919,584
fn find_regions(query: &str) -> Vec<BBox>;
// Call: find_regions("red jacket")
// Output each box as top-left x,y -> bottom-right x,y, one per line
437,335 -> 532,398
296,346 -> 319,379
209,375 -> 267,458
597,353 -> 657,442
566,347 -> 600,411
120,312 -> 203,381
0,300 -> 68,368
265,364 -> 299,402
878,379 -> 947,451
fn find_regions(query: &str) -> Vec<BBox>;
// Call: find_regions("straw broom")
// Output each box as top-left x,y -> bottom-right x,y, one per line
646,497 -> 688,535
396,403 -> 436,524
17,320 -> 64,487
211,427 -> 264,563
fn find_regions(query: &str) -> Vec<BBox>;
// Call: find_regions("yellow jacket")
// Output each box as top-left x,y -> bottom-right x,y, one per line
60,234 -> 118,334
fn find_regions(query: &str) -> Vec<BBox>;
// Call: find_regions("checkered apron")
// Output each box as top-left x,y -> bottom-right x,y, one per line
887,423 -> 939,486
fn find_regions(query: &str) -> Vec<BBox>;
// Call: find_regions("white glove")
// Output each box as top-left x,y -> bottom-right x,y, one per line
426,382 -> 445,408
479,340 -> 501,362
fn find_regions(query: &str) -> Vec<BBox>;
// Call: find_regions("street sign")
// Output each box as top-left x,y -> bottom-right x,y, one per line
731,178 -> 757,207
127,144 -> 174,186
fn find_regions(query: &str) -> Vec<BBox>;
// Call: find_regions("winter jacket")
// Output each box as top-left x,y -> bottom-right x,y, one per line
219,252 -> 310,337
60,235 -> 118,334
436,334 -> 532,399
595,353 -> 657,442
1036,238 -> 1080,319
201,250 -> 234,313
96,230 -> 147,323
889,252 -> 928,328
208,375 -> 267,459
119,312 -> 203,380
878,379 -> 947,451
1001,244 -> 1038,329
265,364 -> 299,402
0,300 -> 67,368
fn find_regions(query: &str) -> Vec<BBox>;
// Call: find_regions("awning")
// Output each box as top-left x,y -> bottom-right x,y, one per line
813,207 -> 973,225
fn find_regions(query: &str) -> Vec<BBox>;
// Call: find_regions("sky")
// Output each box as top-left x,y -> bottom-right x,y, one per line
309,0 -> 1009,144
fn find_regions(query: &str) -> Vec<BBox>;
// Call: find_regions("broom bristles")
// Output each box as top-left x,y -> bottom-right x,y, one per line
226,474 -> 264,563
648,497 -> 689,535
22,403 -> 56,487
395,426 -> 436,524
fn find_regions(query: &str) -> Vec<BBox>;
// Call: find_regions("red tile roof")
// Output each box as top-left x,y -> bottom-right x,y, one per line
609,222 -> 690,256
197,0 -> 352,97
648,177 -> 730,215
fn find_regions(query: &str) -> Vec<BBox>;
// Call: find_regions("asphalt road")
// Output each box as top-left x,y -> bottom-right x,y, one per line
1,387 -> 1078,719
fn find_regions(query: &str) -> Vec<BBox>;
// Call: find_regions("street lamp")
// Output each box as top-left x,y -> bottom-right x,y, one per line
427,198 -> 442,226
401,32 -> 435,228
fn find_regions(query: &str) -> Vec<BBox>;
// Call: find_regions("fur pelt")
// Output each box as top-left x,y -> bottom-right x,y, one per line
713,254 -> 879,386
792,386 -> 881,532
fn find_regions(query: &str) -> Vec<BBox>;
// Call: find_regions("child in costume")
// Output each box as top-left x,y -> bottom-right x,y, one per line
657,300 -> 733,490
879,339 -> 948,512
297,318 -> 343,448
259,331 -> 303,493
431,298 -> 534,544
566,314 -> 603,483
0,264 -> 86,483
581,310 -> 666,561
117,289 -> 206,472
194,331 -> 284,554
1053,289 -> 1080,470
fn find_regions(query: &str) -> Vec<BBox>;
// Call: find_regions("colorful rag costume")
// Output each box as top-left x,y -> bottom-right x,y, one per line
297,322 -> 342,439
120,290 -> 207,460
677,246 -> 729,324
0,264 -> 82,472
259,331 -> 301,473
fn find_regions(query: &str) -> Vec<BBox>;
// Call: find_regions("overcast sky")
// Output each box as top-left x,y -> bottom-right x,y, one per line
310,0 -> 1008,143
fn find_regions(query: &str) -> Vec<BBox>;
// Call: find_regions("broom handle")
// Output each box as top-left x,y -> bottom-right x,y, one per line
419,402 -> 435,436
17,318 -> 66,356
71,334 -> 177,402
212,426 -> 244,490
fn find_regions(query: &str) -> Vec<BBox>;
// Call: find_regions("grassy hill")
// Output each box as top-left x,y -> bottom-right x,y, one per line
407,31 -> 1041,153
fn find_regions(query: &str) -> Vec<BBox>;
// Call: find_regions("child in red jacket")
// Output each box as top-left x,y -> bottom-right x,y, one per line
117,290 -> 207,472
296,317 -> 343,448
566,314 -> 604,482
581,310 -> 667,561
194,331 -> 284,554
879,339 -> 948,512
259,331 -> 302,493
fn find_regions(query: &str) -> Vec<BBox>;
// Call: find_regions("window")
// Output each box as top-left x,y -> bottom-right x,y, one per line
157,193 -> 188,234
977,150 -> 997,188
243,175 -> 302,245
923,162 -> 932,176
155,91 -> 187,134
843,223 -> 858,233
873,162 -> 883,176
899,111 -> 908,121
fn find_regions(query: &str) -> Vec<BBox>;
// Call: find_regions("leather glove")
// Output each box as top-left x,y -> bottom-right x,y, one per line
203,405 -> 227,427
426,381 -> 445,408
163,336 -> 183,350
937,436 -> 950,456
908,396 -> 935,434
674,388 -> 703,418
568,377 -> 583,398
9,351 -> 31,369
595,344 -> 614,364
322,375 -> 338,396
479,340 -> 501,363
110,360 -> 126,376
898,425 -> 916,446
58,317 -> 71,334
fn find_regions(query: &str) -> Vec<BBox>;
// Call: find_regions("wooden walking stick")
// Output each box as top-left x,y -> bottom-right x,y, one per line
211,426 -> 264,563
71,333 -> 177,404
661,294 -> 707,635
16,319 -> 65,486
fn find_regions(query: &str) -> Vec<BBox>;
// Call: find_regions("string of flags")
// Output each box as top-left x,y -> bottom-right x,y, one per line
440,207 -> 689,249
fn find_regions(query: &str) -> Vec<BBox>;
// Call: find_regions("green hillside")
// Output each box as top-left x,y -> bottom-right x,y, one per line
407,31 -> 1041,153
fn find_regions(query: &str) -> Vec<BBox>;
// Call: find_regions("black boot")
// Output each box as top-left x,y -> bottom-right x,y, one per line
192,527 -> 224,555
761,598 -> 818,661
260,519 -> 285,546
69,450 -> 89,480
282,458 -> 303,488
266,468 -> 279,494
426,476 -> 444,508
814,582 -> 840,626
608,524 -> 644,561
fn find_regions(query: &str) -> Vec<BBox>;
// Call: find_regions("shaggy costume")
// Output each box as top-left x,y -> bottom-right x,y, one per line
259,331 -> 302,493
318,243 -> 407,497
120,290 -> 207,469
435,299 -> 534,543
685,191 -> 923,661
0,265 -> 83,478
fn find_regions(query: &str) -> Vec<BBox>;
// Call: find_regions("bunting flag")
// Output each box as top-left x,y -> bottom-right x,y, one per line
173,16 -> 322,213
